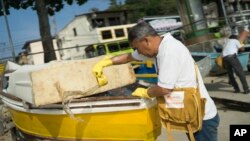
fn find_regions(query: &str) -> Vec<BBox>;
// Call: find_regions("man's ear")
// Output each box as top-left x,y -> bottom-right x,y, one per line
144,36 -> 151,46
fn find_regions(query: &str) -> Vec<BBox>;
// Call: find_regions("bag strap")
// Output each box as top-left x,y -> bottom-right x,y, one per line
187,124 -> 195,141
194,63 -> 200,90
164,121 -> 195,141
166,122 -> 174,141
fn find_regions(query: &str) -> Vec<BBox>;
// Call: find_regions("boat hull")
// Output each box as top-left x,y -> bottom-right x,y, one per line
2,95 -> 161,141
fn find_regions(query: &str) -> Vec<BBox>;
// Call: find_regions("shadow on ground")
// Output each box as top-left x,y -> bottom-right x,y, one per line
214,98 -> 250,112
205,79 -> 232,92
205,71 -> 250,112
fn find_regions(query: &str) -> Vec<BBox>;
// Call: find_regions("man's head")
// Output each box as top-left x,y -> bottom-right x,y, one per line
128,22 -> 161,57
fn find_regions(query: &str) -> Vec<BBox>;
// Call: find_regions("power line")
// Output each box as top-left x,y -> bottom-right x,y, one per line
1,0 -> 16,59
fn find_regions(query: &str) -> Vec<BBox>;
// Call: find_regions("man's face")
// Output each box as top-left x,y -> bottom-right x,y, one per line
131,37 -> 155,57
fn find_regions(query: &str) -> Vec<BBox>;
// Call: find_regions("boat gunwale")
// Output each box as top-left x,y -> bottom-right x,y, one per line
1,92 -> 157,115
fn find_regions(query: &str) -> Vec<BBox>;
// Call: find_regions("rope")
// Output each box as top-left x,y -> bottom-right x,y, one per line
55,82 -> 99,122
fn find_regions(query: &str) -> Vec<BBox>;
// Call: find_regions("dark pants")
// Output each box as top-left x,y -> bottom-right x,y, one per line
223,54 -> 249,92
187,114 -> 220,141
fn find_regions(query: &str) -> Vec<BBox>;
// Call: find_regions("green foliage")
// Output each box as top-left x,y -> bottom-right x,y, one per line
108,0 -> 124,11
0,0 -> 87,16
0,0 -> 88,62
108,0 -> 178,22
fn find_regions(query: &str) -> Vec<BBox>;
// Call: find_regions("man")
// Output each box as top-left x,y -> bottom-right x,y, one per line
222,34 -> 249,94
92,22 -> 219,141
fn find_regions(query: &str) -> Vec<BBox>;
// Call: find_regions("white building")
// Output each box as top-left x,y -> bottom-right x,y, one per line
57,10 -> 135,60
22,39 -> 61,65
21,10 -> 135,64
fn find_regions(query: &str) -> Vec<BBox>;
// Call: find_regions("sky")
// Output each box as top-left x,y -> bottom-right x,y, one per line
0,0 -> 124,58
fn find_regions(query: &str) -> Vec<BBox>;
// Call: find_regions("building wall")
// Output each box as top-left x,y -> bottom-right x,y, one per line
28,39 -> 61,65
58,16 -> 99,60
57,12 -> 134,60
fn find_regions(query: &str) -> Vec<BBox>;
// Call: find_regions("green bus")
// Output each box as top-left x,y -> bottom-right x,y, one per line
85,40 -> 134,58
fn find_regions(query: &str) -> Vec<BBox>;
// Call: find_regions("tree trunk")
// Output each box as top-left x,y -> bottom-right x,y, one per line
35,0 -> 56,63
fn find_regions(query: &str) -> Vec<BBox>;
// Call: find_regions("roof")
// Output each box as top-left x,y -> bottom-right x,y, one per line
58,9 -> 133,34
75,9 -> 133,18
22,38 -> 42,50
22,37 -> 55,50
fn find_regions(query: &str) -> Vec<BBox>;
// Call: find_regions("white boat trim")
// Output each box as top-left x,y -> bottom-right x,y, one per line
1,94 -> 157,115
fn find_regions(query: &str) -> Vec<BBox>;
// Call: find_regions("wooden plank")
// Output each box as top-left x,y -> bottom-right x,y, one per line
31,56 -> 136,106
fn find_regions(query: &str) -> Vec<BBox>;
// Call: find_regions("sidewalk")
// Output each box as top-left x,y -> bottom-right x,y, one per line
204,71 -> 250,104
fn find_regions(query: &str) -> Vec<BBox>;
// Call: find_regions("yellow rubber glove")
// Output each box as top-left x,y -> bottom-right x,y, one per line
132,88 -> 151,98
92,56 -> 113,86
240,42 -> 245,47
96,75 -> 109,87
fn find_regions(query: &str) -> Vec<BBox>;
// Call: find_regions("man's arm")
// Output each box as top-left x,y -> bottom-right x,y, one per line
92,53 -> 138,86
239,44 -> 245,52
132,84 -> 173,98
111,53 -> 138,65
147,85 -> 172,97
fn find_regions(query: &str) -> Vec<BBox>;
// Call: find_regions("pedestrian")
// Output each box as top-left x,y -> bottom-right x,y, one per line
222,33 -> 249,94
92,22 -> 219,141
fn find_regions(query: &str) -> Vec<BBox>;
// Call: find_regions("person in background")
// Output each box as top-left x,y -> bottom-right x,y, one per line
222,32 -> 249,94
92,22 -> 219,141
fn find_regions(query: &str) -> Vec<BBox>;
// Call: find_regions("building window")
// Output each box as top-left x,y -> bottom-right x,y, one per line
107,43 -> 119,53
101,30 -> 112,40
108,17 -> 121,26
73,28 -> 77,36
119,41 -> 130,50
115,29 -> 125,38
92,18 -> 105,28
96,45 -> 106,56
85,45 -> 97,58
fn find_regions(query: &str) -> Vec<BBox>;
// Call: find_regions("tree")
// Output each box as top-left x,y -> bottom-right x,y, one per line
109,0 -> 123,11
110,0 -> 118,9
0,0 -> 88,63
111,0 -> 178,22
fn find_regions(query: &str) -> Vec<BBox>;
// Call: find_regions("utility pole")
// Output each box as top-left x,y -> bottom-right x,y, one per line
219,0 -> 230,27
50,15 -> 63,59
0,0 -> 16,60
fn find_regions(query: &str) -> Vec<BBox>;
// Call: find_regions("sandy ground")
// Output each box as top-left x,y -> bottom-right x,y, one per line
0,131 -> 11,141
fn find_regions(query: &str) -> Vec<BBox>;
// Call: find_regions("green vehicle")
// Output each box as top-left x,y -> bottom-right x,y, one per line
85,40 -> 134,58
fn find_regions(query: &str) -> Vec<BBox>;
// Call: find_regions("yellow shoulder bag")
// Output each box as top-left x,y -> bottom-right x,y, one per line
157,64 -> 206,141
215,55 -> 224,69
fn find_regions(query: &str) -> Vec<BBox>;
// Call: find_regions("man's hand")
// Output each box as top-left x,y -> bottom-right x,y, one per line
132,88 -> 151,98
96,75 -> 109,87
92,56 -> 113,86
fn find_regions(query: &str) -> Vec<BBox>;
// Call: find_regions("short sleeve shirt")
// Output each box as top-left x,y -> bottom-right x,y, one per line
132,33 -> 217,120
222,39 -> 242,57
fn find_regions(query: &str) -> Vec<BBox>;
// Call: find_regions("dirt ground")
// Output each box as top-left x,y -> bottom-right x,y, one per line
0,130 -> 11,141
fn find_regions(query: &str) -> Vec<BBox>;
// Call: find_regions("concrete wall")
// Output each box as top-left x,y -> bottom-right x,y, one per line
28,39 -> 61,65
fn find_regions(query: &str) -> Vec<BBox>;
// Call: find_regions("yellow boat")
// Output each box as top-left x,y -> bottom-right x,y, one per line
1,93 -> 161,141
